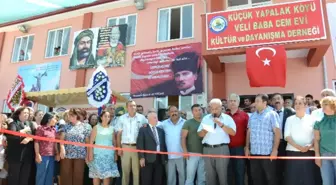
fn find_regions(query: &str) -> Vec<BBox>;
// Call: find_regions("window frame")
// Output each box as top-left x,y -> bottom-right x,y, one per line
2,100 -> 11,113
178,95 -> 194,111
153,95 -> 195,110
154,96 -> 169,109
226,0 -> 272,10
106,13 -> 138,47
120,93 -> 132,101
332,80 -> 336,93
156,3 -> 194,43
11,34 -> 35,63
45,26 -> 72,58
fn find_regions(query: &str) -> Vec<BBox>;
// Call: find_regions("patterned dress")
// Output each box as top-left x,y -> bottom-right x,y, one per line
89,124 -> 119,179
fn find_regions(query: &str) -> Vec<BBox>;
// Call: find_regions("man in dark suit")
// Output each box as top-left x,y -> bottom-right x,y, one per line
140,52 -> 203,97
272,93 -> 295,184
137,111 -> 167,185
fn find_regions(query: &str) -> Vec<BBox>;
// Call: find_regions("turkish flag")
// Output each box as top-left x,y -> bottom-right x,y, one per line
246,45 -> 286,87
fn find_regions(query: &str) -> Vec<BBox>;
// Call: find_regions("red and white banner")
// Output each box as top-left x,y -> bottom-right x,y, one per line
6,75 -> 26,111
131,43 -> 203,98
206,0 -> 326,50
246,45 -> 286,87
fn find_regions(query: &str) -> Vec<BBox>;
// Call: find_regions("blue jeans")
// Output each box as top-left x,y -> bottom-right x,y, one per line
36,156 -> 54,185
228,146 -> 245,185
321,153 -> 336,185
185,153 -> 206,185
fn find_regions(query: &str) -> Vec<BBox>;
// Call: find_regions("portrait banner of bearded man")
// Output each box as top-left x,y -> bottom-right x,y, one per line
70,29 -> 98,70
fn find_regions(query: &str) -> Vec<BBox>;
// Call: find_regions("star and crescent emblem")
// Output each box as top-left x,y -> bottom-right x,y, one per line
255,47 -> 277,66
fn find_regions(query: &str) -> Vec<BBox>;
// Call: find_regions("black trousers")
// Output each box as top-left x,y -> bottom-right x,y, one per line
277,140 -> 287,185
140,157 -> 164,185
7,160 -> 33,185
250,155 -> 278,185
284,151 -> 315,185
83,164 -> 93,185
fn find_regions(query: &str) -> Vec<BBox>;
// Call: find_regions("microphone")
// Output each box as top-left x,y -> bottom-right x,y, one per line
213,113 -> 217,129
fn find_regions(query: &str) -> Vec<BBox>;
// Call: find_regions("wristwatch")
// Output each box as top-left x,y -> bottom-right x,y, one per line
220,124 -> 224,128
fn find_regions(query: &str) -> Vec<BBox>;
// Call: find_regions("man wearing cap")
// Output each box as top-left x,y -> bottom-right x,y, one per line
171,52 -> 202,95
142,52 -> 202,96
70,29 -> 96,69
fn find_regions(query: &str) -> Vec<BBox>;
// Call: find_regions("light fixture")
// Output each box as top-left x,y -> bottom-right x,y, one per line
18,25 -> 29,33
134,0 -> 145,10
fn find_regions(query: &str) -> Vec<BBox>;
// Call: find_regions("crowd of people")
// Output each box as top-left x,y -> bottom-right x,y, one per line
0,88 -> 335,185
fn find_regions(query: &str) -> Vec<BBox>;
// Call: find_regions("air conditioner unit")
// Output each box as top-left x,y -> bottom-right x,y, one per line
134,0 -> 145,10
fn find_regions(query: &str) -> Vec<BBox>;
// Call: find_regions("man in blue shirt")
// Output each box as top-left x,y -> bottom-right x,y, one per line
245,94 -> 281,185
197,98 -> 236,185
157,105 -> 186,185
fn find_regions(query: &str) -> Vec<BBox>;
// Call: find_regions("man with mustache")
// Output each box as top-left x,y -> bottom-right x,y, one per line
271,93 -> 295,185
171,52 -> 202,96
70,29 -> 96,69
157,105 -> 186,185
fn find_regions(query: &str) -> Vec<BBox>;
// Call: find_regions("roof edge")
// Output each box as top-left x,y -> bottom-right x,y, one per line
0,0 -> 119,28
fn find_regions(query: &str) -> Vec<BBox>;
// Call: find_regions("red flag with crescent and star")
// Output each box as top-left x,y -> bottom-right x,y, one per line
246,45 -> 286,87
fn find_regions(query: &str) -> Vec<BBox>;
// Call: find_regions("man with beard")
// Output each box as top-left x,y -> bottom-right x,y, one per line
97,26 -> 126,67
271,93 -> 295,185
70,29 -> 96,69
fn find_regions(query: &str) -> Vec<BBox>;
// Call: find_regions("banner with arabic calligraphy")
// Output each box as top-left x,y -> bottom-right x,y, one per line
6,75 -> 26,111
86,65 -> 112,108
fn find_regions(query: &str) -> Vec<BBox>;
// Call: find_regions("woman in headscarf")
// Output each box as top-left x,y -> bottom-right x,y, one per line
6,107 -> 35,185
314,96 -> 336,185
35,112 -> 58,185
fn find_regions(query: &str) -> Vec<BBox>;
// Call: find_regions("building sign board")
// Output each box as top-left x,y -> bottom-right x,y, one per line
206,0 -> 326,50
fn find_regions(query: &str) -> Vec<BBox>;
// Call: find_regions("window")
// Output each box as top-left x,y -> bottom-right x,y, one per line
107,14 -> 137,46
154,96 -> 168,109
120,93 -> 131,101
11,35 -> 34,62
227,0 -> 271,9
157,4 -> 193,42
154,95 -> 194,119
333,80 -> 336,93
45,27 -> 71,58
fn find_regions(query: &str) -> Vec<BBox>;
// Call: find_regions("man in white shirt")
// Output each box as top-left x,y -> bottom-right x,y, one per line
116,100 -> 147,185
197,98 -> 236,185
311,89 -> 336,121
